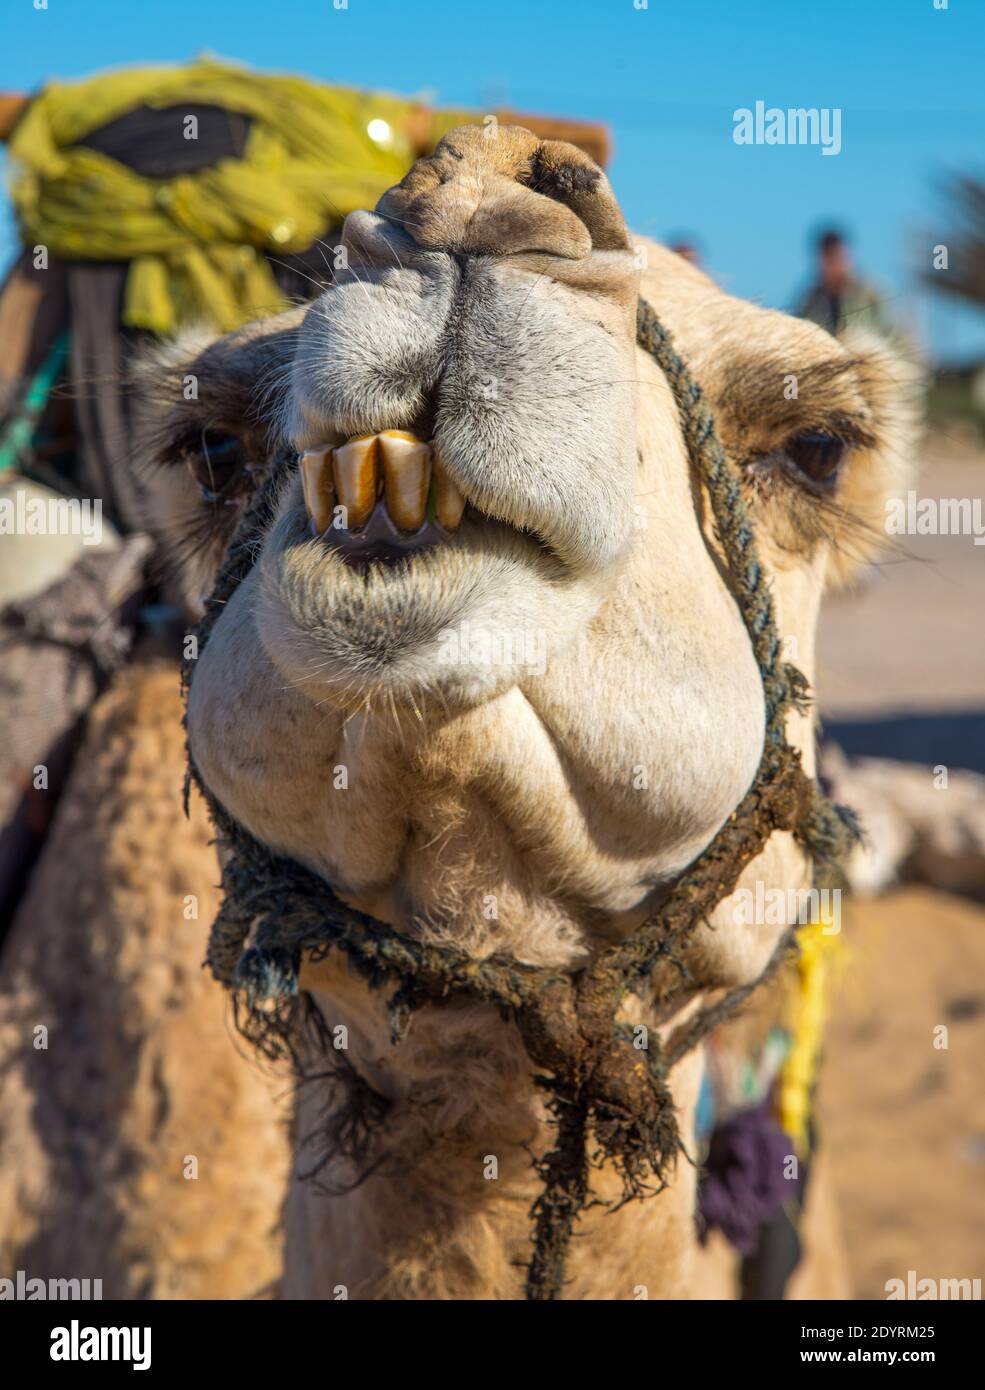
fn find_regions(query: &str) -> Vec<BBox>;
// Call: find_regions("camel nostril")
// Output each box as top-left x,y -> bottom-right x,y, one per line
523,149 -> 602,201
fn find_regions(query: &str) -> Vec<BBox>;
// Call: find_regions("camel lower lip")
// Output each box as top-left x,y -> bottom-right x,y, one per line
337,543 -> 420,572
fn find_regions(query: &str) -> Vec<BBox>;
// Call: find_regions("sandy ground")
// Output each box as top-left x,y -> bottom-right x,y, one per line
821,887 -> 985,1298
819,433 -> 985,717
814,432 -> 984,1297
818,433 -> 985,772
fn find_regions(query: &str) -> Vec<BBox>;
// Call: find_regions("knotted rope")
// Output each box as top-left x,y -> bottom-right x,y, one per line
183,297 -> 860,1300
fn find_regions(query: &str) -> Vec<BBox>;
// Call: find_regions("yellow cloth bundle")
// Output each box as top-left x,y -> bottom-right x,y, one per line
8,60 -> 470,334
778,912 -> 846,1153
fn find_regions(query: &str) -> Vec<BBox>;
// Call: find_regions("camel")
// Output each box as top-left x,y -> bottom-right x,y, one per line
144,126 -> 916,1299
821,745 -> 985,901
0,655 -> 292,1297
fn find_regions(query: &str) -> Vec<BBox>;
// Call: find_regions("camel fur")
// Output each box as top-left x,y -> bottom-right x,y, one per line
0,659 -> 291,1298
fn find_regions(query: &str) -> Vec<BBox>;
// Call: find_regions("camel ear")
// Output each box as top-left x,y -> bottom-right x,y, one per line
132,309 -> 303,613
824,329 -> 922,589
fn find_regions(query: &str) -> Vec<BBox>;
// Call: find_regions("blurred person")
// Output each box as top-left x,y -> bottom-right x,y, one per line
795,227 -> 893,338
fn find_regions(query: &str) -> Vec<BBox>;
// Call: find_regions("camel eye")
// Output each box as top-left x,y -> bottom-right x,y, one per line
180,429 -> 248,502
784,431 -> 845,491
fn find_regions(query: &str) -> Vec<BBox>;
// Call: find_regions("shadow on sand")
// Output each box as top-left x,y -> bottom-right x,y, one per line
823,708 -> 985,777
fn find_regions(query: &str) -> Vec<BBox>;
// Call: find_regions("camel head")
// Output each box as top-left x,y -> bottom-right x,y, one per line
145,124 -> 916,971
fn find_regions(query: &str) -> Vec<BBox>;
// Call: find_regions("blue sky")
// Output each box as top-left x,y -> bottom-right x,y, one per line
3,0 -> 984,360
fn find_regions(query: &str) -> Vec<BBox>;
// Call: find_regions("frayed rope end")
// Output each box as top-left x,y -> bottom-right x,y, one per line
232,946 -> 301,1007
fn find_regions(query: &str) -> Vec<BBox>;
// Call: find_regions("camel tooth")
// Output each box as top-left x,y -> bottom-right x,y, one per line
332,436 -> 380,531
431,452 -> 466,532
379,430 -> 432,532
300,447 -> 335,535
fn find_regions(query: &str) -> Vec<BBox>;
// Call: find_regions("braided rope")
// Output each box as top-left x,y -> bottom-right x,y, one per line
183,298 -> 860,1300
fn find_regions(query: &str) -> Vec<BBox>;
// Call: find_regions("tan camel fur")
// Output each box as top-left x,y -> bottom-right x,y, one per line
0,660 -> 291,1298
140,127 -> 916,1299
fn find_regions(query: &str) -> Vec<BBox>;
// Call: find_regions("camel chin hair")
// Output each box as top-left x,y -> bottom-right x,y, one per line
141,125 -> 919,1300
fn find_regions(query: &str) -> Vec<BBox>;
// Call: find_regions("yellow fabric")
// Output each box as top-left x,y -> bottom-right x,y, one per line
7,61 -> 473,334
778,913 -> 845,1154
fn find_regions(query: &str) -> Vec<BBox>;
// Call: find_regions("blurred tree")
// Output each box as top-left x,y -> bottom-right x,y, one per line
924,175 -> 985,312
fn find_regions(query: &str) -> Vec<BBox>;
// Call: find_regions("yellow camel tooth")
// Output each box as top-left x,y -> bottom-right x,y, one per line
431,453 -> 466,532
300,447 -> 335,535
332,435 -> 380,531
379,430 -> 431,532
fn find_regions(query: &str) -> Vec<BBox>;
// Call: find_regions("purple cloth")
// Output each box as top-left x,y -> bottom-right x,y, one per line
696,1098 -> 799,1255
